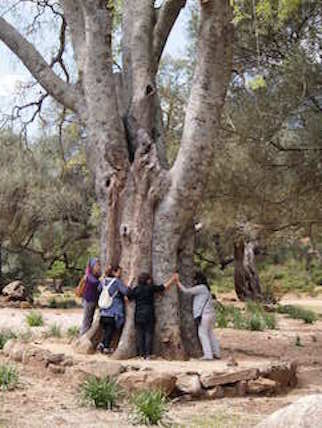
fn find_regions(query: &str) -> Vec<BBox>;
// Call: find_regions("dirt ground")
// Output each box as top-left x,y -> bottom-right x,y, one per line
1,293 -> 322,428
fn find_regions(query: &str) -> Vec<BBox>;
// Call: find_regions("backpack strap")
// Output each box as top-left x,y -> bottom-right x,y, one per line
106,277 -> 118,298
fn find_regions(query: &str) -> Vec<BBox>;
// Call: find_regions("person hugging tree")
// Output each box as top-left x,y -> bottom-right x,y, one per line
128,272 -> 176,360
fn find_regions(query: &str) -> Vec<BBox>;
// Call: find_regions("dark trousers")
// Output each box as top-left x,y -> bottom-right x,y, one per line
100,316 -> 115,349
135,322 -> 154,358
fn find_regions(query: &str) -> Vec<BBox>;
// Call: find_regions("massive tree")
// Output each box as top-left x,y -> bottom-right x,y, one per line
0,0 -> 233,359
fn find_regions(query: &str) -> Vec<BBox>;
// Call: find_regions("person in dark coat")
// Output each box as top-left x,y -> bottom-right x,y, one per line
128,272 -> 176,359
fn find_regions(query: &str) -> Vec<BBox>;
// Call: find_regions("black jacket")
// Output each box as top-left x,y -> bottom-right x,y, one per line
128,284 -> 165,324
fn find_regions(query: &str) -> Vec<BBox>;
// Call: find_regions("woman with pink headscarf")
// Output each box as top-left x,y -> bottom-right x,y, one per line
80,257 -> 101,335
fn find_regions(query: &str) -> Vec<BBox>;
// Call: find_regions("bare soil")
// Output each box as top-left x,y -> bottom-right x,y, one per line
1,293 -> 322,427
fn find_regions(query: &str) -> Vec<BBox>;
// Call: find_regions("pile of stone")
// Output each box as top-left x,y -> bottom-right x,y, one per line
2,338 -> 298,400
1,281 -> 33,308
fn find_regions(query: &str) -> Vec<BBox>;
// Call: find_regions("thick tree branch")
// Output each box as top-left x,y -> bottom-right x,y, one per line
170,0 -> 233,207
62,0 -> 86,83
153,0 -> 187,70
0,16 -> 80,112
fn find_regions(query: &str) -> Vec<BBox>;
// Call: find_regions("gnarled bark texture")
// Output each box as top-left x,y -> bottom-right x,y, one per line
234,239 -> 263,301
0,0 -> 233,359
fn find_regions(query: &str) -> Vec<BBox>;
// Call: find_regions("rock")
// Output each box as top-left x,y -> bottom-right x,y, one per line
227,356 -> 239,367
75,361 -> 124,381
200,368 -> 259,389
22,346 -> 51,367
20,302 -> 32,309
247,377 -> 277,395
2,281 -> 31,302
206,386 -> 225,399
46,353 -> 65,366
117,371 -> 177,396
260,361 -> 297,388
222,381 -> 247,398
176,374 -> 202,396
256,394 -> 322,428
48,364 -> 65,375
61,357 -> 74,367
10,343 -> 26,362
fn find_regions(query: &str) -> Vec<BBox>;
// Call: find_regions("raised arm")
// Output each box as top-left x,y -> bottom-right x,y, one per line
177,281 -> 206,296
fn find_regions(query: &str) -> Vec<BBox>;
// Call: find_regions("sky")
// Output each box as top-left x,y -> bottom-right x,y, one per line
0,3 -> 190,107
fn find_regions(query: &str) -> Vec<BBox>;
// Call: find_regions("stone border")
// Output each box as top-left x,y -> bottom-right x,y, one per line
2,339 -> 297,400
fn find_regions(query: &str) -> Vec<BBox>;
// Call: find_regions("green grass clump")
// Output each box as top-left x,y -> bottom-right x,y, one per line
46,323 -> 62,338
81,376 -> 121,410
277,304 -> 318,324
0,365 -> 19,391
131,390 -> 168,426
48,298 -> 78,309
0,330 -> 17,350
26,311 -> 44,327
216,302 -> 277,331
67,326 -> 79,339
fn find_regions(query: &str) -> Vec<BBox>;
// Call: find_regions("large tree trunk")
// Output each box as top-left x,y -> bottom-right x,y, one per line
234,239 -> 263,301
0,0 -> 233,360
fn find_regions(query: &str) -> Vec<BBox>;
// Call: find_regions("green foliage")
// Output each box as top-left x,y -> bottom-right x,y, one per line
0,330 -> 17,349
81,377 -> 121,410
131,390 -> 168,426
46,261 -> 66,280
48,297 -> 78,309
46,323 -> 62,338
67,326 -> 80,339
217,302 -> 277,331
26,311 -> 44,327
0,365 -> 19,391
277,304 -> 318,324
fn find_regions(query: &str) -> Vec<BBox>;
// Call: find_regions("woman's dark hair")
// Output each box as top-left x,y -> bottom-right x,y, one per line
194,271 -> 210,290
105,264 -> 121,277
138,272 -> 152,286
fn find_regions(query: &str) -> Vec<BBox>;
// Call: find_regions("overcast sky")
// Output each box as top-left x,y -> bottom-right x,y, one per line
0,4 -> 190,100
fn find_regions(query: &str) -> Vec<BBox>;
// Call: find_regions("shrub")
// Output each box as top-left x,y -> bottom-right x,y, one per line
248,313 -> 265,331
81,377 -> 121,410
0,330 -> 17,350
48,298 -> 78,309
67,326 -> 79,339
264,313 -> 277,330
277,305 -> 318,324
0,365 -> 19,391
131,390 -> 168,426
26,311 -> 44,327
46,324 -> 62,338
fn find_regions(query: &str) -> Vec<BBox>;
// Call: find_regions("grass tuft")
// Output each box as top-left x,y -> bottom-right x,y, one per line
0,365 -> 19,391
26,311 -> 44,327
67,326 -> 79,339
81,376 -> 121,410
0,330 -> 17,350
131,390 -> 168,426
277,304 -> 318,324
46,323 -> 62,338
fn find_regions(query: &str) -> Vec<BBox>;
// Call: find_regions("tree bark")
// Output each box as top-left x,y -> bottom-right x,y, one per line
0,0 -> 233,359
234,239 -> 263,301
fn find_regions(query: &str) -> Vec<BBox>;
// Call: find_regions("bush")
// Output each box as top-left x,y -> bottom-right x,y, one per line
48,297 -> 78,309
67,326 -> 79,339
264,313 -> 277,330
0,330 -> 17,350
81,377 -> 121,410
26,311 -> 44,327
248,313 -> 265,331
131,390 -> 168,426
277,305 -> 318,324
0,365 -> 19,391
46,324 -> 62,338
